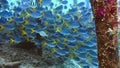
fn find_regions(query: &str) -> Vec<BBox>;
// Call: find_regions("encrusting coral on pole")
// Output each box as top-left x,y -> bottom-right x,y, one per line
90,0 -> 119,68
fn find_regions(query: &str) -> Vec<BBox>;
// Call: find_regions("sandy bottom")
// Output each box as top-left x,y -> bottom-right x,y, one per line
0,43 -> 64,68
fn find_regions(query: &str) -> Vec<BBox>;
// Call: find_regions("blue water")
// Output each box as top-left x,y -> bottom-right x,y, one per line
0,0 -> 100,68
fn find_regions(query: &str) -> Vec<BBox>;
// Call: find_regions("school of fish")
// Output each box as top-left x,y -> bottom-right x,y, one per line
0,0 -> 98,67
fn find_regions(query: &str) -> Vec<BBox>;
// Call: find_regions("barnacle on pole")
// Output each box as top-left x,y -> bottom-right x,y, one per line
90,0 -> 119,68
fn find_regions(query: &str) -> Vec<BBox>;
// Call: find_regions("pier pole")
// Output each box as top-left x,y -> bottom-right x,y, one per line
90,0 -> 119,68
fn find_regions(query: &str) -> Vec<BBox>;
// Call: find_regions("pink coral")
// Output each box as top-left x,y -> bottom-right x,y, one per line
96,7 -> 105,19
105,0 -> 115,4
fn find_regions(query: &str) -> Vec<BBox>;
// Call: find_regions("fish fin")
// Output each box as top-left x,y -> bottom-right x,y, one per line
8,18 -> 13,22
21,30 -> 27,35
51,48 -> 57,54
26,12 -> 30,17
24,20 -> 29,25
73,28 -> 77,32
31,29 -> 36,33
56,28 -> 60,32
63,38 -> 67,42
45,21 -> 48,26
0,25 -> 4,31
9,38 -> 14,44
52,40 -> 57,44
64,21 -> 69,27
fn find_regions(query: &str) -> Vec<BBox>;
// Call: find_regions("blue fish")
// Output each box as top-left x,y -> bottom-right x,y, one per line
4,25 -> 15,30
14,17 -> 24,23
27,33 -> 36,38
12,35 -> 22,44
92,58 -> 99,66
0,11 -> 13,18
88,50 -> 97,58
83,65 -> 89,68
55,5 -> 63,11
67,38 -> 76,43
60,29 -> 70,35
44,11 -> 55,20
0,18 -> 7,24
82,61 -> 89,68
29,22 -> 38,26
64,5 -> 67,9
10,2 -> 14,6
47,43 -> 56,47
1,4 -> 9,9
61,0 -> 68,4
71,32 -> 80,37
45,37 -> 54,42
30,12 -> 41,18
77,2 -> 84,7
57,43 -> 65,49
24,29 -> 32,34
56,50 -> 67,56
74,57 -> 81,62
78,28 -> 86,33
69,22 -> 79,29
69,8 -> 78,13
62,14 -> 72,20
90,38 -> 97,43
73,0 -> 77,5
50,2 -> 54,8
63,49 -> 69,54
36,7 -> 45,12
85,41 -> 95,47
3,36 -> 10,42
13,7 -> 22,13
0,0 -> 8,5
21,0 -> 33,3
68,43 -> 76,48
79,54 -> 87,60
29,2 -> 37,8
80,8 -> 88,15
80,33 -> 89,39
25,24 -> 36,29
80,18 -> 90,25
36,31 -> 48,37
76,38 -> 83,44
54,53 -> 61,57
41,0 -> 52,6
19,3 -> 29,9
15,38 -> 22,44
76,47 -> 88,53
88,46 -> 97,50
21,0 -> 34,6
